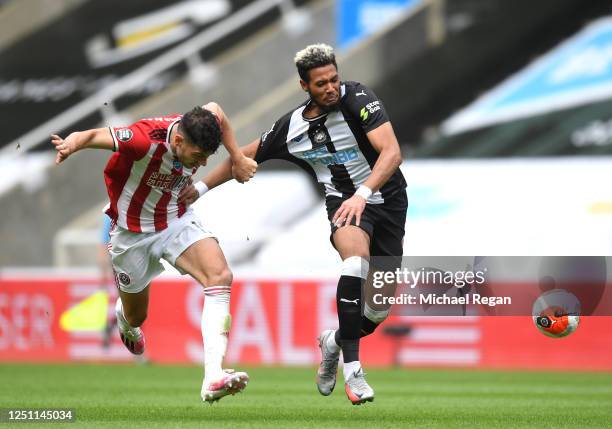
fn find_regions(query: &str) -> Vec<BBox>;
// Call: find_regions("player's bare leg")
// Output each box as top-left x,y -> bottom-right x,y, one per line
116,286 -> 149,355
175,238 -> 248,403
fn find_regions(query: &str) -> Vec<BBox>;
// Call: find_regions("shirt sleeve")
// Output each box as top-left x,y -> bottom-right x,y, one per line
344,83 -> 390,133
109,121 -> 151,160
254,115 -> 290,163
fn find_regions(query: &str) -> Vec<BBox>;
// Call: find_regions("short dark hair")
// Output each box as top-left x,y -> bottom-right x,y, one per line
178,106 -> 222,153
294,43 -> 337,82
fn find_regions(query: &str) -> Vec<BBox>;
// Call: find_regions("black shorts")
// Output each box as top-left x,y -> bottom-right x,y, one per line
326,189 -> 408,258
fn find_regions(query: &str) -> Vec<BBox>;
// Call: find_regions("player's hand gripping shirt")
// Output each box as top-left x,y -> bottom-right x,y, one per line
104,115 -> 197,233
255,81 -> 406,204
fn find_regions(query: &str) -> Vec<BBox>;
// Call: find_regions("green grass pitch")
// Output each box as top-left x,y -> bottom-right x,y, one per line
1,364 -> 611,428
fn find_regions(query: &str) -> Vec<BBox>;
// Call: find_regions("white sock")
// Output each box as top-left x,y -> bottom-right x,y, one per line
326,330 -> 341,353
202,285 -> 231,385
343,360 -> 362,382
115,298 -> 132,331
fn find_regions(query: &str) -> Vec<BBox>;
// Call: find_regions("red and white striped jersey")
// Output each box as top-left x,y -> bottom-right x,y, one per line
104,115 -> 198,233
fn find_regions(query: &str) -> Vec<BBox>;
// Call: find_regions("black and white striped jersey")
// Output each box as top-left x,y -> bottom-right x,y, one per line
255,81 -> 407,204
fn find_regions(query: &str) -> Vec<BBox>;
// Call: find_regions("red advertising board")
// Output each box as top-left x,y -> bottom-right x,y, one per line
1,276 -> 611,370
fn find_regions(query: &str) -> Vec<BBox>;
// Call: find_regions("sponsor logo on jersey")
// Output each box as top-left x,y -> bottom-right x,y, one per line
361,101 -> 381,121
360,107 -> 369,122
299,146 -> 359,166
366,101 -> 380,113
115,128 -> 133,142
146,171 -> 190,192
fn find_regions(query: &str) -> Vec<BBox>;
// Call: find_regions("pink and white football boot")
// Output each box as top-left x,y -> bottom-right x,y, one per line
115,298 -> 145,355
201,369 -> 249,403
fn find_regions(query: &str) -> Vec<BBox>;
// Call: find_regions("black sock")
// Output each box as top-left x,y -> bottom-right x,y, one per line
334,315 -> 380,346
336,275 -> 363,362
360,316 -> 380,337
334,329 -> 341,346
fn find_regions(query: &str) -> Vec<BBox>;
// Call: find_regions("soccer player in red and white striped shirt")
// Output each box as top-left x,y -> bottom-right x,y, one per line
52,102 -> 257,403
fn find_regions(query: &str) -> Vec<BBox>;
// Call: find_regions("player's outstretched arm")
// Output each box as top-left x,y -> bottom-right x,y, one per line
203,102 -> 257,183
177,138 -> 260,206
209,137 -> 259,188
51,128 -> 114,165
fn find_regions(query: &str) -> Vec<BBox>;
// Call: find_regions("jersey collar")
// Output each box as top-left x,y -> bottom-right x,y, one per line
166,118 -> 181,145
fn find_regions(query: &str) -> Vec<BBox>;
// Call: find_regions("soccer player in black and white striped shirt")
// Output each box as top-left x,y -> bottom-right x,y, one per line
181,44 -> 408,405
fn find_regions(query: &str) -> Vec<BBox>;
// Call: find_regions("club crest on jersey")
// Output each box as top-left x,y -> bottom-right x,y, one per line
115,128 -> 133,142
117,272 -> 131,286
313,129 -> 327,144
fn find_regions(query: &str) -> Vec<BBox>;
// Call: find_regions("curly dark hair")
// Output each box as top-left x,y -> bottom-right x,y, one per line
178,106 -> 222,153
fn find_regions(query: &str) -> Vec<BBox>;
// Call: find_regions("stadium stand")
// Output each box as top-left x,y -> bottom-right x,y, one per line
2,0 -> 612,269
375,0 -> 612,149
0,0 -> 89,53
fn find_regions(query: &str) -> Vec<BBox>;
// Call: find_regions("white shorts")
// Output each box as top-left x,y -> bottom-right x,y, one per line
108,210 -> 216,293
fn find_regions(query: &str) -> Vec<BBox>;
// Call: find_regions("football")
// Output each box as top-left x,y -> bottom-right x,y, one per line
532,289 -> 581,338
533,306 -> 580,338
